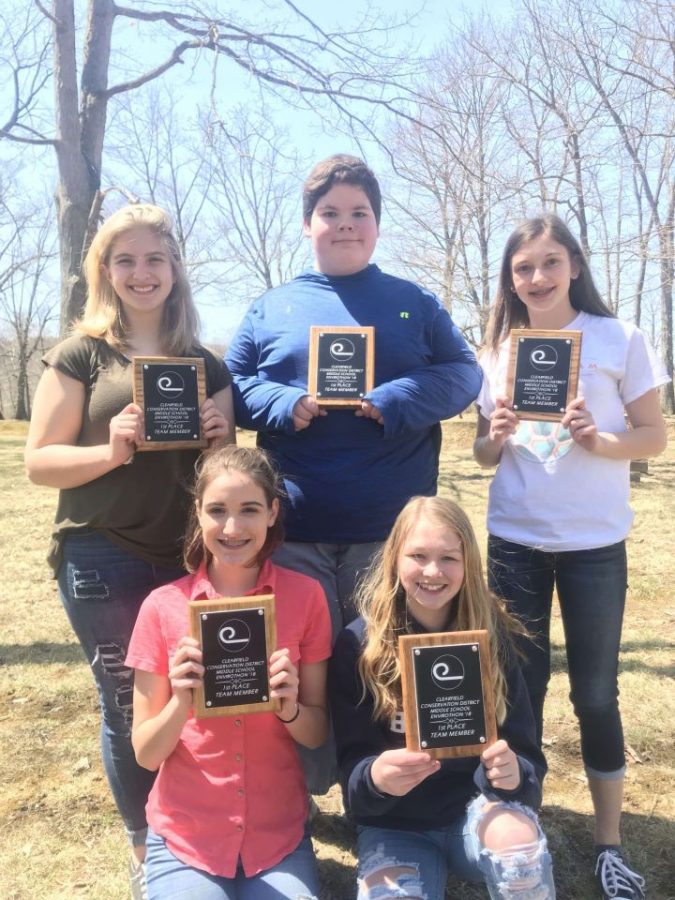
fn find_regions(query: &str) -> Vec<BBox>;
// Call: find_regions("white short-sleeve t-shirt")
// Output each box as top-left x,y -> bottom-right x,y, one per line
477,312 -> 669,551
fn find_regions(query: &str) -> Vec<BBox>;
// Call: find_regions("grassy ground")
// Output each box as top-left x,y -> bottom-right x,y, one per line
1,418 -> 674,899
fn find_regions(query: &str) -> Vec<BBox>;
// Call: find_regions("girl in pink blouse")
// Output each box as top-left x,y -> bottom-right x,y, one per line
126,445 -> 331,899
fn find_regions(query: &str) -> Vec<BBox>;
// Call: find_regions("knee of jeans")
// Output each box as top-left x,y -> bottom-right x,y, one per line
359,844 -> 426,899
467,796 -> 554,899
92,641 -> 134,732
570,688 -> 619,718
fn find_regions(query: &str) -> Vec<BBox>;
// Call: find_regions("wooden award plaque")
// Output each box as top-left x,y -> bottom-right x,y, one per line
506,329 -> 582,421
133,356 -> 207,450
189,594 -> 279,719
307,326 -> 375,407
399,630 -> 497,759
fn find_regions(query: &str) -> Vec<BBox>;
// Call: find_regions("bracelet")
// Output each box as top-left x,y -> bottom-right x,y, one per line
276,702 -> 300,724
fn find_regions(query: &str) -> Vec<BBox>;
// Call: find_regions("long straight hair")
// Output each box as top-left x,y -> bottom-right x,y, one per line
356,496 -> 525,725
485,213 -> 614,351
75,203 -> 200,355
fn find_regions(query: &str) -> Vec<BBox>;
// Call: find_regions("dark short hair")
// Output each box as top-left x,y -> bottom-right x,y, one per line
303,154 -> 382,225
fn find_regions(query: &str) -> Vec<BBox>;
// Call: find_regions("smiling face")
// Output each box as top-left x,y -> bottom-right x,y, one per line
510,234 -> 581,329
398,515 -> 465,632
303,183 -> 379,276
101,226 -> 175,320
197,471 -> 279,575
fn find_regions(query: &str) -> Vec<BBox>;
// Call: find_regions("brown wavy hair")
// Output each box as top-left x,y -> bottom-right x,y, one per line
75,203 -> 200,355
183,446 -> 285,573
356,496 -> 525,725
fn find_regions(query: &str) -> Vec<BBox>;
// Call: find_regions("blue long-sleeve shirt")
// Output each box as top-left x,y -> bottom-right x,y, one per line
226,264 -> 482,543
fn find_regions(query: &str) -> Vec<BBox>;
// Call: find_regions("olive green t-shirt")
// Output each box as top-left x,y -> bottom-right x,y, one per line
42,335 -> 232,573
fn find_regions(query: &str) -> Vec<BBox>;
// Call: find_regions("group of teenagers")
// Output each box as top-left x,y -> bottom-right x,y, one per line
25,155 -> 668,900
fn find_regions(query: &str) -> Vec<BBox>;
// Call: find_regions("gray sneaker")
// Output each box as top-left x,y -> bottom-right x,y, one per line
129,856 -> 148,900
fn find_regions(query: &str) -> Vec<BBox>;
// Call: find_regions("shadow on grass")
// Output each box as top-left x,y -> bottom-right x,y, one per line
550,640 -> 675,678
0,641 -> 83,666
438,471 -> 493,488
316,805 -> 675,899
540,805 -> 675,899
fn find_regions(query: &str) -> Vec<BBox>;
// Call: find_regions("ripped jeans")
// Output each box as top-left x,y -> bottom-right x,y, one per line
57,530 -> 185,846
356,795 -> 555,899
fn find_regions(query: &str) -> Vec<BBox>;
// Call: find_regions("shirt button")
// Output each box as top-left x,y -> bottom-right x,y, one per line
235,753 -> 243,762
235,719 -> 242,727
237,788 -> 244,797
237,824 -> 244,832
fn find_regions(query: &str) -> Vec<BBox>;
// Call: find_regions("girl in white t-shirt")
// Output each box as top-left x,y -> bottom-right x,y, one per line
474,214 -> 667,900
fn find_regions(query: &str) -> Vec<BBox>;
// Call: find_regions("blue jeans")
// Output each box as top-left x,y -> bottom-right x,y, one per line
488,536 -> 627,776
272,540 -> 382,795
57,530 -> 185,845
145,829 -> 319,899
273,540 -> 382,641
356,796 -> 555,899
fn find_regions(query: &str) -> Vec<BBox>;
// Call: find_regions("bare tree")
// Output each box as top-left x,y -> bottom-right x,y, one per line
105,84 -> 218,294
0,1 -> 422,331
550,0 -> 674,409
466,0 -> 607,255
0,206 -> 57,419
386,37 -> 521,345
204,107 -> 309,299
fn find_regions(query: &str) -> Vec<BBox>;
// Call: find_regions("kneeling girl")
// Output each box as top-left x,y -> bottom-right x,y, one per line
126,446 -> 331,899
329,496 -> 555,899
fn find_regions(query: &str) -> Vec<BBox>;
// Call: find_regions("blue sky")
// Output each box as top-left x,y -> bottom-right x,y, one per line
151,0 -> 514,343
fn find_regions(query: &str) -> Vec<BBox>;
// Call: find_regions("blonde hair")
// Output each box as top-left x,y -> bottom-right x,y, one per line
356,496 -> 525,726
183,445 -> 285,573
75,203 -> 200,355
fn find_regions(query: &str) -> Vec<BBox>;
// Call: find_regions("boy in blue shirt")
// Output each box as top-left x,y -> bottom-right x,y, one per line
227,154 -> 481,639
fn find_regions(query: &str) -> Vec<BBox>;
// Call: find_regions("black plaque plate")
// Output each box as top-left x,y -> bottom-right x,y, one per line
133,356 -> 207,450
308,326 -> 375,407
189,595 -> 278,718
507,330 -> 582,421
400,631 -> 497,759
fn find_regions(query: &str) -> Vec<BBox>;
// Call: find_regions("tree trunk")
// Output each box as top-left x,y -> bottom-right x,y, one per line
53,0 -> 113,333
14,351 -> 29,420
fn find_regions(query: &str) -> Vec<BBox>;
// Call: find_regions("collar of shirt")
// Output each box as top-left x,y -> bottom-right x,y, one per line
188,559 -> 276,602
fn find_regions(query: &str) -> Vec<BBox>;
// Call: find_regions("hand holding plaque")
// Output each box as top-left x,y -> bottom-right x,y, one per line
189,594 -> 279,718
399,630 -> 497,759
308,326 -> 375,407
133,356 -> 207,450
507,329 -> 582,421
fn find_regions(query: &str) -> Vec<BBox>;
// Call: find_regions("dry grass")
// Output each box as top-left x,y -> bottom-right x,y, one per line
1,418 -> 674,899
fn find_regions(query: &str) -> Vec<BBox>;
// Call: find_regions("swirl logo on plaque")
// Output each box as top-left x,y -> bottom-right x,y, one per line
156,370 -> 186,398
329,339 -> 356,361
528,345 -> 558,370
217,620 -> 251,653
430,655 -> 465,692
